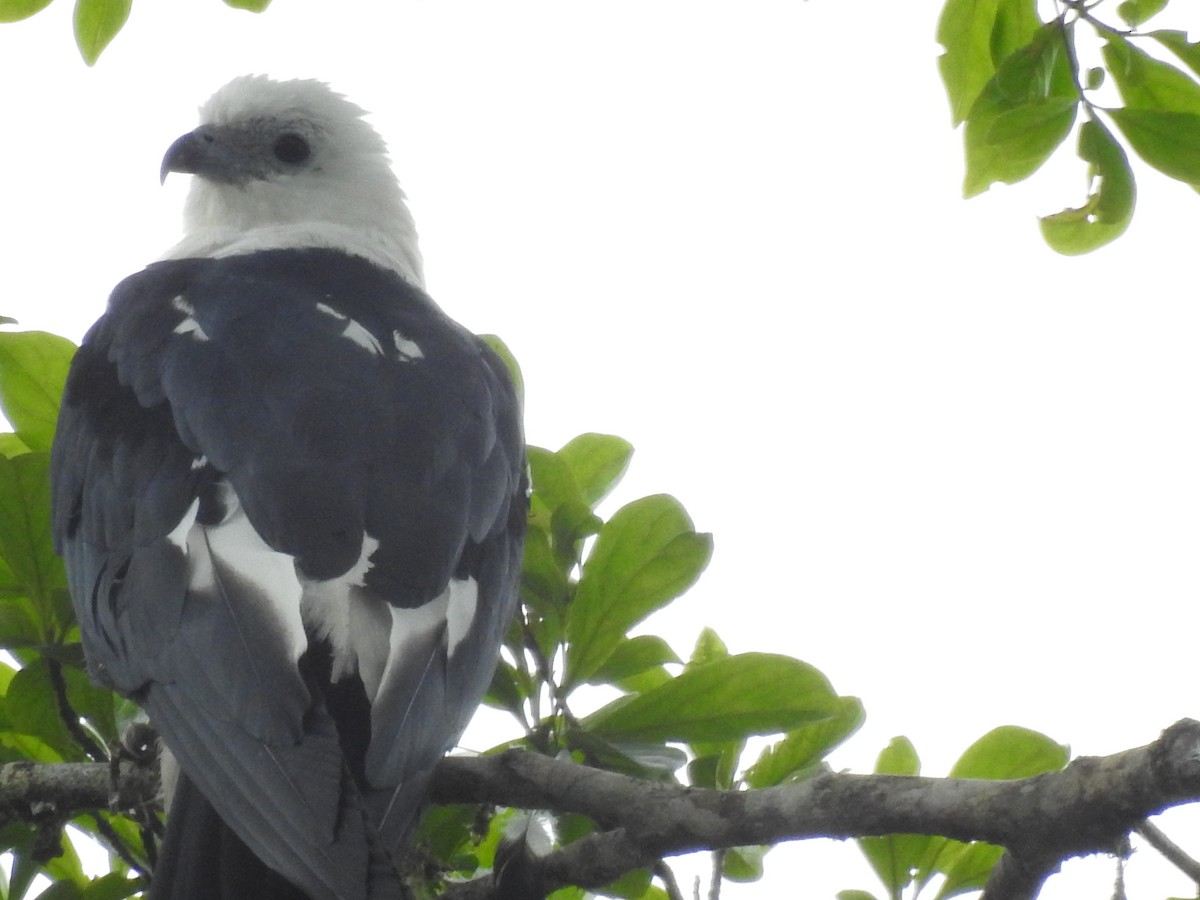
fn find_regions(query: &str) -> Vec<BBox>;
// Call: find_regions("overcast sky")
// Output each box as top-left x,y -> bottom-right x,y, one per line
2,1 -> 1200,897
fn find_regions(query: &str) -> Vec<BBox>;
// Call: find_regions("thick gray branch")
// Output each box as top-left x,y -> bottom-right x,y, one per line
431,718 -> 1200,898
0,758 -> 159,827
5,720 -> 1200,900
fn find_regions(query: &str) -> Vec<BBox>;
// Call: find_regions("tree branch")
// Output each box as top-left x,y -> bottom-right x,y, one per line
431,718 -> 1200,897
5,720 -> 1200,900
0,758 -> 159,824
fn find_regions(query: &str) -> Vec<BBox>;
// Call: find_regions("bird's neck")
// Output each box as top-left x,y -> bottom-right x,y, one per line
164,177 -> 426,289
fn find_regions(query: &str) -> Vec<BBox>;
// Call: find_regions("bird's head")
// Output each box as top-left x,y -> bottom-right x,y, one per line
162,75 -> 423,286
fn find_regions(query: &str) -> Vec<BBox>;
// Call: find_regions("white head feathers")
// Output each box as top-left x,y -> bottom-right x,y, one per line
162,75 -> 424,288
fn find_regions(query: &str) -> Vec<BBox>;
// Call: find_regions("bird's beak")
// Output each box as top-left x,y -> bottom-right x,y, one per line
161,128 -> 209,184
160,126 -> 242,185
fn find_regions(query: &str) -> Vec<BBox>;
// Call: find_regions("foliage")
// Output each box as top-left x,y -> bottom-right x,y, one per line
0,322 -> 1072,897
846,728 -> 1069,900
0,0 -> 1193,245
0,0 -> 269,66
937,0 -> 1200,254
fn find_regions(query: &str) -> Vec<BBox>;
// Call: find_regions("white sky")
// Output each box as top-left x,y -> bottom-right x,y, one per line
2,1 -> 1200,897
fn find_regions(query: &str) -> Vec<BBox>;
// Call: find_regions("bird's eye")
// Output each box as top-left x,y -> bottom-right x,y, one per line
273,134 -> 311,165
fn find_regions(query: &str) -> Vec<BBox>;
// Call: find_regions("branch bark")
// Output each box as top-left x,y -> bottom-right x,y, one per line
5,720 -> 1200,900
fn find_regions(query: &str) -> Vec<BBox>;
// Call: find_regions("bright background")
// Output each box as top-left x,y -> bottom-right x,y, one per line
2,1 -> 1200,897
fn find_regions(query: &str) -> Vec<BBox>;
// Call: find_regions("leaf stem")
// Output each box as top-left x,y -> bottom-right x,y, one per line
46,658 -> 106,763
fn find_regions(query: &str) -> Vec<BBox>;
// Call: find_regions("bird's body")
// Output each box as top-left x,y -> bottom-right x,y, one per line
50,77 -> 526,900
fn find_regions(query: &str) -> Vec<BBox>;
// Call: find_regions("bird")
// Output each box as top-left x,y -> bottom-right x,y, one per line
49,75 -> 527,900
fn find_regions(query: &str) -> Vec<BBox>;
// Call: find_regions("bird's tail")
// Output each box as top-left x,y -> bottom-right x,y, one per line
152,772 -> 313,900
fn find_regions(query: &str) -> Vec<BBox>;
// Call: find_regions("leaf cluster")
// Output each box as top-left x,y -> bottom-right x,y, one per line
422,416 -> 872,897
840,728 -> 1068,900
0,327 -> 148,899
938,0 -> 1200,253
0,0 -> 269,65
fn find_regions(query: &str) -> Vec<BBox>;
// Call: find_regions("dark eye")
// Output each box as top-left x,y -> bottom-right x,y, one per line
273,133 -> 311,165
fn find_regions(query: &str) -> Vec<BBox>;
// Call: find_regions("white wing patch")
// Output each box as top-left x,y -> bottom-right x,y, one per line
301,535 -> 389,691
341,319 -> 383,355
173,483 -> 308,666
444,578 -> 478,655
171,295 -> 210,342
313,302 -> 382,356
392,331 -> 424,362
165,498 -> 200,549
372,577 -> 479,705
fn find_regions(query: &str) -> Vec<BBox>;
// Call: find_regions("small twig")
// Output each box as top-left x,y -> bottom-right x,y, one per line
708,849 -> 724,900
1136,819 -> 1200,885
653,860 -> 684,900
981,852 -> 1059,900
46,659 -> 106,763
88,812 -> 150,880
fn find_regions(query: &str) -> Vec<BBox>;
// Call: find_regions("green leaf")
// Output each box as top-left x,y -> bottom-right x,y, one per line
527,446 -> 582,529
0,331 -> 76,454
689,713 -> 744,790
990,0 -> 1041,68
73,0 -> 131,65
937,0 -> 1001,124
0,453 -> 70,641
1109,108 -> 1200,183
479,334 -> 524,412
555,812 -> 596,846
744,695 -> 865,788
414,804 -> 477,866
601,867 -> 653,899
688,626 -> 728,667
1151,29 -> 1200,79
836,893 -> 880,900
585,652 -> 840,743
723,845 -> 769,883
1039,118 -> 1136,254
949,725 -> 1068,779
587,635 -> 680,687
61,662 -> 118,745
521,523 -> 569,609
931,842 -> 1005,899
557,433 -> 633,509
860,831 -> 933,898
0,599 -> 46,649
0,433 -> 32,458
550,499 -> 601,555
875,735 -> 920,776
79,873 -> 143,900
4,660 -> 82,761
905,727 -> 1067,898
33,878 -> 85,899
223,0 -> 271,9
73,812 -> 151,881
564,727 -> 687,779
564,494 -> 712,687
1103,33 -> 1200,115
967,95 -> 1077,196
0,0 -> 52,23
484,660 -> 527,714
963,23 -> 1078,196
41,833 -> 87,890
1117,0 -> 1168,27
856,736 -> 933,895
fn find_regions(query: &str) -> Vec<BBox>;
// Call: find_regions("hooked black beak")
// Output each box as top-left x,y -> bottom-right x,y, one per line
160,126 -> 240,185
